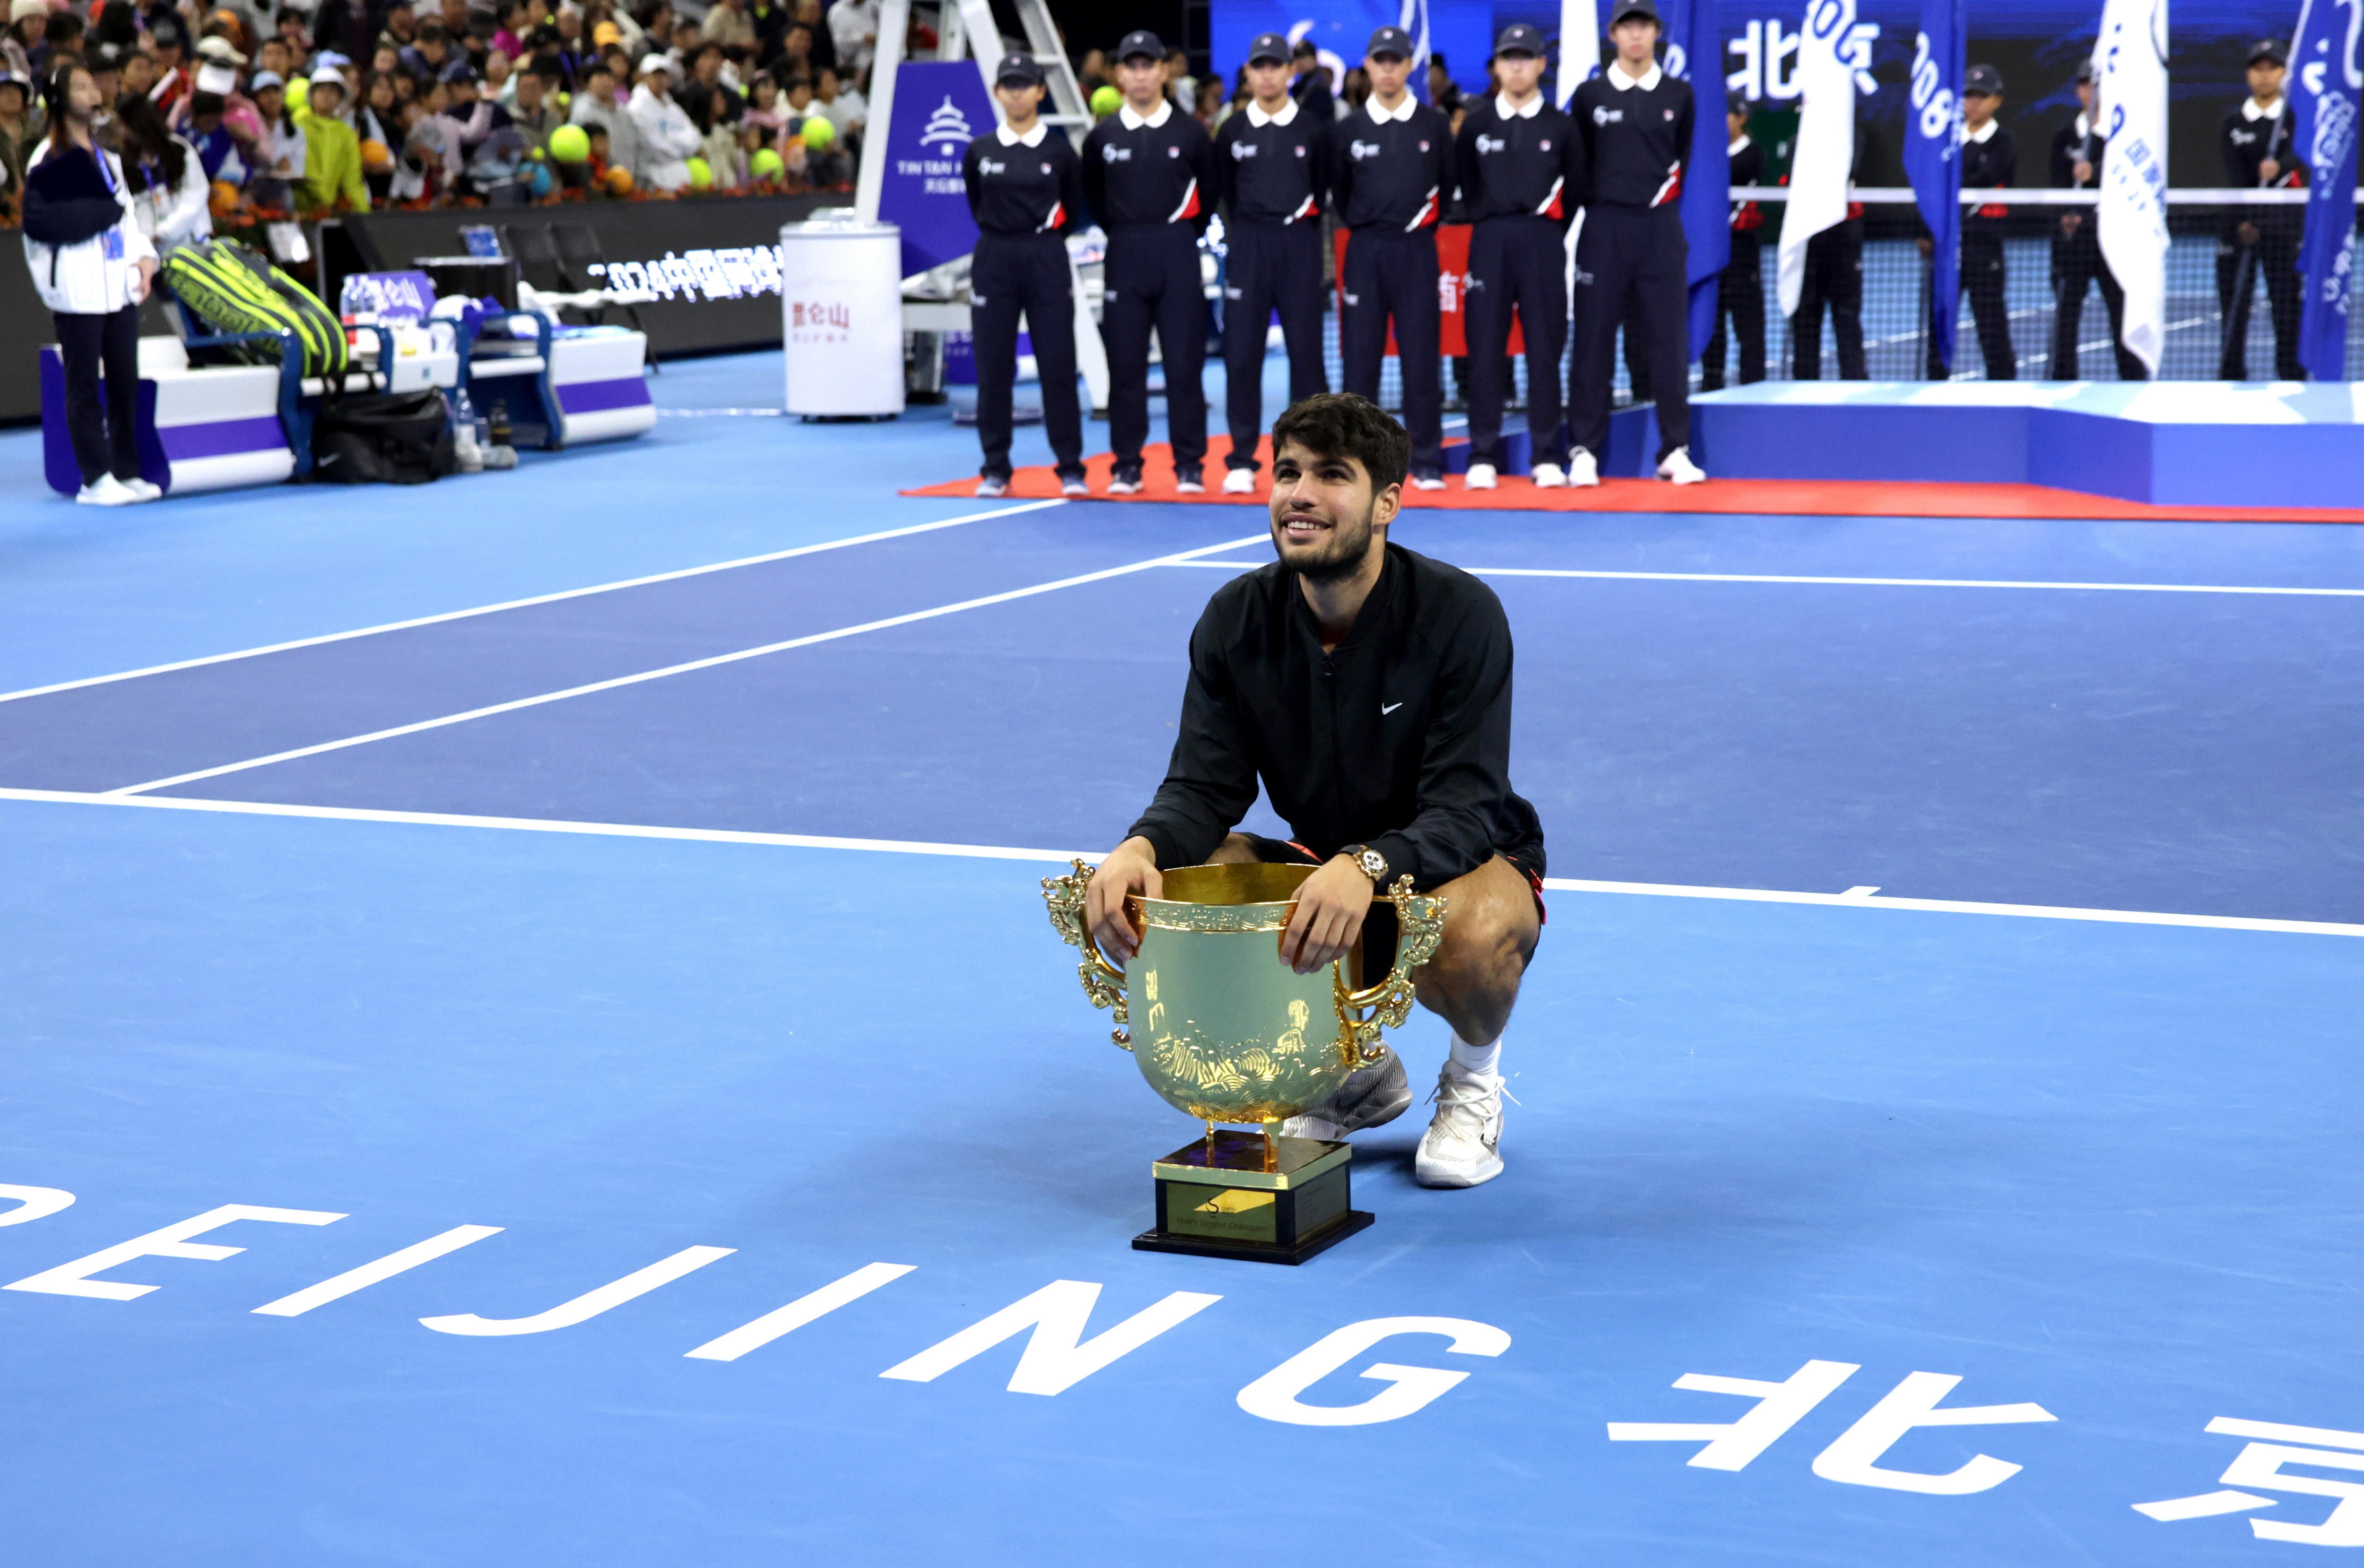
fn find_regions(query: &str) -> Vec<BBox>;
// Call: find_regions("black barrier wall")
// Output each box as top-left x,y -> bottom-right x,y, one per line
2,194 -> 852,424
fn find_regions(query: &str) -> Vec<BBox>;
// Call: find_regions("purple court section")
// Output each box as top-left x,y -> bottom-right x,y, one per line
0,505 -> 2349,925
158,415 -> 286,461
558,375 -> 657,415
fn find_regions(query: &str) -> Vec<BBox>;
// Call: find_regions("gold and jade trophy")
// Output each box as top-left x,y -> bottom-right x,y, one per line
1042,860 -> 1445,1264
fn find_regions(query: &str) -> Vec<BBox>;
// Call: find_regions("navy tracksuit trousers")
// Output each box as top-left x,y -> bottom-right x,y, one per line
1339,226 -> 1443,476
1102,224 -> 1208,475
1220,219 -> 1327,470
1571,204 -> 1690,462
971,233 -> 1084,481
1465,214 -> 1568,472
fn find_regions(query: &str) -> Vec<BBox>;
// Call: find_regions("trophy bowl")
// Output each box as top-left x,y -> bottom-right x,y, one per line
1041,860 -> 1442,1125
1042,858 -> 1446,1263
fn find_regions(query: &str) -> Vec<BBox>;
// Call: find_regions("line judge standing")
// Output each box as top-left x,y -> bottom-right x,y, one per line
1330,25 -> 1455,490
1454,23 -> 1586,490
961,53 -> 1090,499
1082,29 -> 1217,494
1213,31 -> 1332,496
1568,0 -> 1703,485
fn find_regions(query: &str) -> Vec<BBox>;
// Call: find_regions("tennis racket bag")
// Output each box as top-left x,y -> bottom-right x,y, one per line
160,237 -> 349,383
309,390 -> 457,485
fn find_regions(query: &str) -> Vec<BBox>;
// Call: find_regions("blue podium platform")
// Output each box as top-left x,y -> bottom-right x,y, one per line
1688,382 -> 2364,510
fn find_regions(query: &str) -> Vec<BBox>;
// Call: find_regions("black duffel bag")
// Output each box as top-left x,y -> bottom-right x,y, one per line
310,390 -> 458,484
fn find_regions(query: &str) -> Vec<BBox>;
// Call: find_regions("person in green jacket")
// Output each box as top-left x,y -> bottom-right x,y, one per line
295,68 -> 370,214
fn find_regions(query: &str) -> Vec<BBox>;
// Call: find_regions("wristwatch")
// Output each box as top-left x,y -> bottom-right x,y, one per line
1338,843 -> 1390,887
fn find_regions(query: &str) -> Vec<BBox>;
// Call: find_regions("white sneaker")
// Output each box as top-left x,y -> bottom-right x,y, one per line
1415,1064 -> 1506,1188
1107,471 -> 1143,496
1060,475 -> 1091,497
976,475 -> 1009,497
1530,462 -> 1568,489
75,474 -> 138,506
120,476 -> 163,502
1566,448 -> 1601,488
1464,463 -> 1497,490
1278,1051 -> 1412,1142
1410,473 -> 1447,491
1221,467 -> 1256,495
1657,446 -> 1707,485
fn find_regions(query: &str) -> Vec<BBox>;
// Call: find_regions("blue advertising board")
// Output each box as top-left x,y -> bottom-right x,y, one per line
877,60 -> 997,277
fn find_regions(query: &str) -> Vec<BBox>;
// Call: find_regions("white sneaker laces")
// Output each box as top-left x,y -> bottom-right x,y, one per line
1426,1072 -> 1516,1148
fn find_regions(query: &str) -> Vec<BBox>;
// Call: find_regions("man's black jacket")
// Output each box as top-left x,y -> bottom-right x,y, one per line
1127,542 -> 1546,889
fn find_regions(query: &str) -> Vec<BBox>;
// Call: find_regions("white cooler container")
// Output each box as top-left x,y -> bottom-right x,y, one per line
779,214 -> 904,417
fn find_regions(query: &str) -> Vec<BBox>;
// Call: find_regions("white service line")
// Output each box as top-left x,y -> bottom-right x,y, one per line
0,499 -> 1070,707
2,786 -> 2357,939
1164,561 -> 2364,597
102,532 -> 1271,798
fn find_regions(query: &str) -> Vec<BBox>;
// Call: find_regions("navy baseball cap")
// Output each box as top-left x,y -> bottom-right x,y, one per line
1366,25 -> 1414,60
1726,87 -> 1749,116
2246,38 -> 2287,65
1245,31 -> 1289,65
1964,62 -> 2002,95
2073,58 -> 2096,84
1115,29 -> 1164,63
995,51 -> 1044,86
1608,0 -> 1660,26
1494,23 -> 1545,57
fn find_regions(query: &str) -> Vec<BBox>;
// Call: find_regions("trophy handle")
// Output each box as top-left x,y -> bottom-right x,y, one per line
1041,858 -> 1133,1051
1332,875 -> 1448,1068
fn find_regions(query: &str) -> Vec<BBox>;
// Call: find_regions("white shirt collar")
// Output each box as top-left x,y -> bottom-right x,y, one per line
1728,131 -> 1751,155
1365,92 -> 1417,124
996,120 -> 1047,147
1964,117 -> 1998,144
1494,91 -> 1542,120
1117,97 -> 1173,130
2072,111 -> 2090,139
1244,96 -> 1297,128
2242,94 -> 2285,121
1608,61 -> 1661,91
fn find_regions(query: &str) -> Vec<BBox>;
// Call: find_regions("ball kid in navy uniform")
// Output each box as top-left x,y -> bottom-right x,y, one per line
1082,30 -> 1217,493
1958,65 -> 2018,381
1569,0 -> 1703,485
1329,26 -> 1456,488
2049,59 -> 2144,380
960,53 -> 1089,497
1453,23 -> 1587,490
1702,89 -> 1765,390
2218,39 -> 2306,381
1213,31 -> 1334,496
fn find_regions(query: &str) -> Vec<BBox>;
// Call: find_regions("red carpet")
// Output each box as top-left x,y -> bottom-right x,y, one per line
904,438 -> 2364,524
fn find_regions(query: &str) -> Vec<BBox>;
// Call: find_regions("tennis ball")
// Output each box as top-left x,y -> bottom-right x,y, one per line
604,165 -> 634,195
1090,84 -> 1120,117
750,147 -> 784,180
686,155 -> 713,189
548,122 -> 591,163
800,115 -> 834,149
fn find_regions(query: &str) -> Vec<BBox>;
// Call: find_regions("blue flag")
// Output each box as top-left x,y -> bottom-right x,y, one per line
1903,0 -> 1964,371
1664,0 -> 1729,358
2289,0 -> 2360,382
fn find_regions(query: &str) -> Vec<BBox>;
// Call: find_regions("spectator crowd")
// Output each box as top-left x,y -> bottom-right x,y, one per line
0,0 -> 880,234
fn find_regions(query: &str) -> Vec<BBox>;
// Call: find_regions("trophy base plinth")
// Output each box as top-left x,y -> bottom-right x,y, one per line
1133,1131 -> 1372,1265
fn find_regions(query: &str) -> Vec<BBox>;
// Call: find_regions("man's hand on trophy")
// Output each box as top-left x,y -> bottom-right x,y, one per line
1087,837 -> 1164,962
1280,856 -> 1372,975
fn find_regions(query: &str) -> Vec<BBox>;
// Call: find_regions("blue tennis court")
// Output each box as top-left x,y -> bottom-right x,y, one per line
1,351 -> 2358,1565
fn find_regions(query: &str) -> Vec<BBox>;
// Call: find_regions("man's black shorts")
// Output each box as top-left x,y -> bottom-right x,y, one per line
1234,833 -> 1548,928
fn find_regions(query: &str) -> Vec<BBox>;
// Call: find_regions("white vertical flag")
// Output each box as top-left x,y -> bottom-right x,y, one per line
1778,0 -> 1859,317
2094,0 -> 2169,374
1559,0 -> 1600,105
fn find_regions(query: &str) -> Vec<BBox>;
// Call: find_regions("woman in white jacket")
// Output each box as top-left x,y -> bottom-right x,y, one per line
626,54 -> 700,191
21,63 -> 161,506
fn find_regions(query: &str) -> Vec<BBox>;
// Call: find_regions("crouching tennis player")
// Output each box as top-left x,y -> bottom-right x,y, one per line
1085,392 -> 1545,1187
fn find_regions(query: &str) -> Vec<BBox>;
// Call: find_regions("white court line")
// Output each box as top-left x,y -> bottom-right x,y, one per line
2,786 -> 2358,939
0,499 -> 1070,707
103,532 -> 1271,798
1165,561 -> 2364,597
